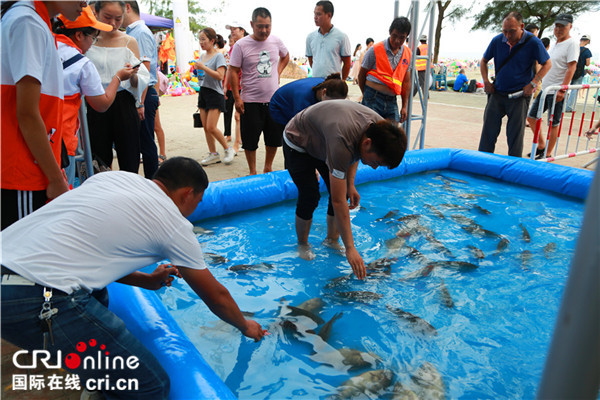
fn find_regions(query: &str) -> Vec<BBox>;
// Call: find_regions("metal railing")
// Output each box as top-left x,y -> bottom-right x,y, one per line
529,83 -> 600,163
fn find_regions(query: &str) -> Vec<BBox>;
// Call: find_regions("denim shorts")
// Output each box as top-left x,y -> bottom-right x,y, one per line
361,85 -> 399,122
528,93 -> 564,127
1,270 -> 170,399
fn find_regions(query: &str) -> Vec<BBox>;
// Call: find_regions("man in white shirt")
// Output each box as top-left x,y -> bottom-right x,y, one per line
305,1 -> 351,80
1,157 -> 265,399
526,13 -> 578,159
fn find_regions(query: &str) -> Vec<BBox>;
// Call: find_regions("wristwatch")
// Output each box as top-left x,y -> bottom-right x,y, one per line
530,81 -> 538,89
135,101 -> 144,108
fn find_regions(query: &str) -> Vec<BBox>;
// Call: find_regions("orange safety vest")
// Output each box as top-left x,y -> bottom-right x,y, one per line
367,41 -> 412,95
56,35 -> 83,157
416,44 -> 428,71
1,1 -> 64,191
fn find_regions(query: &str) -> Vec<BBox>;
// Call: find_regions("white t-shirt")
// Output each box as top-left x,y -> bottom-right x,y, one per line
0,171 -> 205,294
542,37 -> 579,90
86,42 -> 150,102
58,42 -> 104,98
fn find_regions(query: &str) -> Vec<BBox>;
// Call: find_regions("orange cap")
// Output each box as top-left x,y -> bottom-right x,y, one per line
58,6 -> 113,32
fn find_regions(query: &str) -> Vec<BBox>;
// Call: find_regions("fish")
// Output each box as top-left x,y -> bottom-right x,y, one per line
467,245 -> 485,259
332,369 -> 394,400
375,209 -> 399,221
462,224 -> 501,239
496,237 -> 510,252
335,291 -> 383,302
367,257 -> 398,270
310,346 -> 380,372
386,305 -> 438,336
424,235 -> 454,258
457,193 -> 486,199
338,348 -> 381,371
411,362 -> 446,400
316,312 -> 343,342
296,297 -> 325,315
439,203 -> 468,210
391,382 -> 420,400
450,214 -> 477,226
439,279 -> 454,308
520,224 -> 531,242
427,261 -> 479,272
436,174 -> 469,184
405,246 -> 430,264
324,274 -> 353,289
397,214 -> 421,223
385,236 -> 406,251
544,242 -> 557,258
203,252 -> 229,264
520,250 -> 533,267
400,265 -> 435,280
228,262 -> 274,272
283,305 -> 325,325
470,204 -> 491,215
424,204 -> 445,219
192,226 -> 214,235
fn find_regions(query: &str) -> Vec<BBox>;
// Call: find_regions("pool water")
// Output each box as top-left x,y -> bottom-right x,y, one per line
158,170 -> 584,399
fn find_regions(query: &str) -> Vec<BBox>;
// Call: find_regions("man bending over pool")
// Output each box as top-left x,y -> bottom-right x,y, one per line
0,157 -> 265,399
283,100 -> 407,279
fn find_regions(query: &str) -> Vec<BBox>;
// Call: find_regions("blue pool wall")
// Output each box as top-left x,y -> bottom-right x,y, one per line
107,148 -> 593,399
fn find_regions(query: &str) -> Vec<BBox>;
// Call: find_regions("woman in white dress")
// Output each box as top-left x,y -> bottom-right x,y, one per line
85,0 -> 149,172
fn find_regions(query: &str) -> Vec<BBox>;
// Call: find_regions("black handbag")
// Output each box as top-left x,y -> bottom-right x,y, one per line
193,110 -> 202,128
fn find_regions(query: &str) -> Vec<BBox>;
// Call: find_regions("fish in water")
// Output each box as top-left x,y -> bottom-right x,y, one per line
228,262 -> 274,272
316,312 -> 343,342
450,214 -> 477,226
439,279 -> 454,308
457,192 -> 486,199
335,291 -> 383,302
385,236 -> 406,251
544,242 -> 557,258
411,362 -> 446,400
386,305 -> 438,336
367,257 -> 398,270
391,382 -> 420,400
203,252 -> 229,264
424,235 -> 454,258
338,348 -> 381,371
520,250 -> 533,267
192,226 -> 214,235
439,203 -> 468,211
375,209 -> 399,221
404,246 -> 430,264
400,265 -> 435,280
496,237 -> 510,252
397,214 -> 421,223
435,174 -> 469,184
520,224 -> 531,242
470,204 -> 491,215
424,204 -> 445,219
310,345 -> 381,372
324,274 -> 353,289
296,297 -> 325,315
462,224 -> 501,239
332,369 -> 394,400
283,305 -> 325,325
467,245 -> 485,259
427,260 -> 479,272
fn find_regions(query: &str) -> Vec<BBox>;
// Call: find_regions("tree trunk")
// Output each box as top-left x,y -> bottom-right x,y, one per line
433,1 -> 451,64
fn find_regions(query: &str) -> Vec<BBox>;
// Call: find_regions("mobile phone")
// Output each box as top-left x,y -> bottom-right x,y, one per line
131,61 -> 142,68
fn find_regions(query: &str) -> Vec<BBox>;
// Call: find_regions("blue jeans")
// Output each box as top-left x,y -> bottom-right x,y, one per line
565,76 -> 583,112
1,273 -> 169,399
64,154 -> 76,187
140,87 -> 160,178
361,85 -> 399,122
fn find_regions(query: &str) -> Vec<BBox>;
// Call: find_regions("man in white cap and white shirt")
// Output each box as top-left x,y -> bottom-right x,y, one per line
565,34 -> 592,112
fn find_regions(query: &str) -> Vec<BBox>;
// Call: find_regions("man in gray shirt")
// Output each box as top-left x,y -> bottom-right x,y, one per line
283,100 -> 407,279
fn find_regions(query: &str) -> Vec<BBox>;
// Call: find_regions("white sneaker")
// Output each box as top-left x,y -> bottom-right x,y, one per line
200,152 -> 221,165
223,147 -> 235,164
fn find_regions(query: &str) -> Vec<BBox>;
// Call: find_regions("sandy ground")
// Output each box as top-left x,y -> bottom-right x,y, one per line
152,77 -> 598,184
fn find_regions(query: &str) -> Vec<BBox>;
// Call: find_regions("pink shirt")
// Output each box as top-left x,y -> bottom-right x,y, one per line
229,35 -> 288,103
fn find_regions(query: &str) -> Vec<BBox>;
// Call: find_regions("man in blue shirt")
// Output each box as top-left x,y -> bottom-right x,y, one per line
453,69 -> 468,92
123,1 -> 160,178
305,1 -> 351,80
478,11 -> 551,158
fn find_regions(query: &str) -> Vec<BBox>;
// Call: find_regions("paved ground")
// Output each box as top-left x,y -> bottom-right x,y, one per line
2,79 -> 597,399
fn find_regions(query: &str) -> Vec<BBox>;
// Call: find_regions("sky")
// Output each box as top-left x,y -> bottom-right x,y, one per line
142,0 -> 599,62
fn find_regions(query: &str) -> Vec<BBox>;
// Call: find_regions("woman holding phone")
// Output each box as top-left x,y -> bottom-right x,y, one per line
85,0 -> 149,173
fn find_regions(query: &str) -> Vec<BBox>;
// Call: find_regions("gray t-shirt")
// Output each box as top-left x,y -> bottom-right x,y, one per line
200,52 -> 227,94
284,100 -> 382,179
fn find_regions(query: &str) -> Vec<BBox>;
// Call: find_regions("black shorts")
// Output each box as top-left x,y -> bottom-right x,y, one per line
198,87 -> 225,112
240,102 -> 284,151
1,189 -> 47,230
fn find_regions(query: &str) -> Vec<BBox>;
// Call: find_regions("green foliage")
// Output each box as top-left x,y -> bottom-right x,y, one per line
471,1 -> 600,37
141,0 -> 224,33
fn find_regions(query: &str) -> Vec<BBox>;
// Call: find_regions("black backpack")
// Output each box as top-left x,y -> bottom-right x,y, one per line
466,79 -> 477,93
572,47 -> 587,81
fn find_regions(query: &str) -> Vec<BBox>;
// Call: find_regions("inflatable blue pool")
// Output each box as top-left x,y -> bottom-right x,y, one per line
106,149 -> 593,399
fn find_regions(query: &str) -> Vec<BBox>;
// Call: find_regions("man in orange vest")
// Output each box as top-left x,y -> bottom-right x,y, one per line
357,17 -> 412,123
414,34 -> 428,98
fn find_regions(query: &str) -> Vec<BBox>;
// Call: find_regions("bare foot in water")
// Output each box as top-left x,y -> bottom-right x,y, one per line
322,238 -> 344,252
298,243 -> 315,260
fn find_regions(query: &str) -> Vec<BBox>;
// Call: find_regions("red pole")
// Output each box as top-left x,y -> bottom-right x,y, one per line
578,113 -> 586,137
